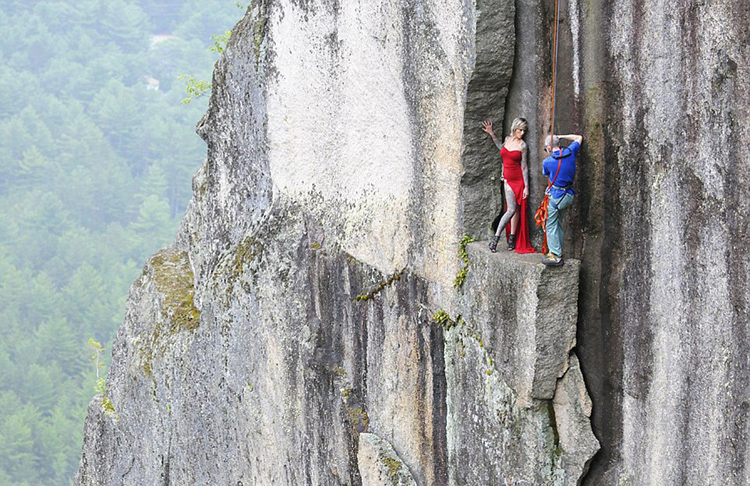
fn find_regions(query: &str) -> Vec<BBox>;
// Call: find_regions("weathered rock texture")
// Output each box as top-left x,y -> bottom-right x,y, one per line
503,1 -> 750,485
445,245 -> 597,486
358,432 -> 418,486
459,244 -> 580,403
74,0 -> 750,484
493,0 -> 750,484
78,208 -> 447,485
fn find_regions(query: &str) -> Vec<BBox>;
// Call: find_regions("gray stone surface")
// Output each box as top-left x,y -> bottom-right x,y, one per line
501,1 -> 750,485
76,1 -> 600,485
460,0 -> 516,239
445,249 -> 596,486
553,354 -> 599,486
358,433 -> 418,486
78,201 -> 448,485
445,317 -> 559,486
459,243 -> 580,402
77,0 -> 750,484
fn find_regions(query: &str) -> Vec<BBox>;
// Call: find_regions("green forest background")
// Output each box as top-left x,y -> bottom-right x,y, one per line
0,1 -> 245,484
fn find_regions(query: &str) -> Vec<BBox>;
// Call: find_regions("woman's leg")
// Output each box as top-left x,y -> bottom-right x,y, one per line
494,183 -> 518,236
510,210 -> 520,235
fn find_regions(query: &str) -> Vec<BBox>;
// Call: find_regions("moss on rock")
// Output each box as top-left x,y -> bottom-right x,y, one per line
150,248 -> 200,333
139,248 -> 200,378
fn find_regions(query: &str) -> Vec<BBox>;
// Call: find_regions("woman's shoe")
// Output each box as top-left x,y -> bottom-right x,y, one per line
489,235 -> 500,253
507,234 -> 516,251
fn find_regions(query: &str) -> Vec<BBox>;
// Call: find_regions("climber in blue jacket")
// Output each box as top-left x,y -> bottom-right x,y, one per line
541,133 -> 582,266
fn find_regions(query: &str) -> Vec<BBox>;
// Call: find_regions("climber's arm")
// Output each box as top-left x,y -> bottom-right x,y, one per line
559,134 -> 583,145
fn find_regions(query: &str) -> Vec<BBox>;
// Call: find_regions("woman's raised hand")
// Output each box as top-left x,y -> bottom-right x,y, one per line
482,120 -> 494,136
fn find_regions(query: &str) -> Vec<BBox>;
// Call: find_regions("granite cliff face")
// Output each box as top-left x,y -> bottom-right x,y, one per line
77,0 -> 750,485
528,1 -> 750,484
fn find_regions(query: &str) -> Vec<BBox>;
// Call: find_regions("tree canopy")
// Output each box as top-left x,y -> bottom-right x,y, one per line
0,1 -> 246,483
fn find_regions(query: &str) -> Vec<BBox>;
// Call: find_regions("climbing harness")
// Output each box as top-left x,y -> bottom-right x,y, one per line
534,0 -> 561,255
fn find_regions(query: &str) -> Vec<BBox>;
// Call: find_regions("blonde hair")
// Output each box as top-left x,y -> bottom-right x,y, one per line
509,117 -> 528,139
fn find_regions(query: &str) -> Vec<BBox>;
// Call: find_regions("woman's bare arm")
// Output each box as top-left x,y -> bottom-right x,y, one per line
482,120 -> 504,151
521,141 -> 529,199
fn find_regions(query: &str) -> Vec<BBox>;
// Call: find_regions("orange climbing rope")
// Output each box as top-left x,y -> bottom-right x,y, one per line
534,0 -> 561,255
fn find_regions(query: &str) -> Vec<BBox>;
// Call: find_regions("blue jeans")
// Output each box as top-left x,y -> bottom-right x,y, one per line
546,192 -> 574,257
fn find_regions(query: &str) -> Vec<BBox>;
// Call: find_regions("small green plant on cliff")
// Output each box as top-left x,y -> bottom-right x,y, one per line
431,310 -> 495,375
453,235 -> 476,289
178,75 -> 212,104
210,31 -> 231,54
354,269 -> 404,302
432,309 -> 456,330
89,338 -> 116,416
179,29 -> 233,104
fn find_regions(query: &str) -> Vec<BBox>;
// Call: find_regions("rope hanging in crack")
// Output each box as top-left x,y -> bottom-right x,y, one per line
550,0 -> 560,142
534,0 -> 562,255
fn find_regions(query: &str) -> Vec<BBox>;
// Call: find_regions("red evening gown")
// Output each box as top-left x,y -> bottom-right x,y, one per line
500,146 -> 537,254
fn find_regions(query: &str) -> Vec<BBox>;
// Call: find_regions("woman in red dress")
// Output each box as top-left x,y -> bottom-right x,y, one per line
482,117 -> 537,254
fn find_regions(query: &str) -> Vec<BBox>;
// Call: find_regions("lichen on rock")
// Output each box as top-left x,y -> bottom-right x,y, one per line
358,432 -> 418,486
149,248 -> 200,333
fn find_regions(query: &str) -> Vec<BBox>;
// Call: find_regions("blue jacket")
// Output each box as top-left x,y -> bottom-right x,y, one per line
542,141 -> 580,199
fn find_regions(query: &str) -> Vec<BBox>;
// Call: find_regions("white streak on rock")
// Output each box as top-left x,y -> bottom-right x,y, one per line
568,0 -> 580,98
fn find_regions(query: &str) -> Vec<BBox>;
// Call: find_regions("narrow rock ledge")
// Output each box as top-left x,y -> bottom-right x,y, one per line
459,242 -> 580,403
